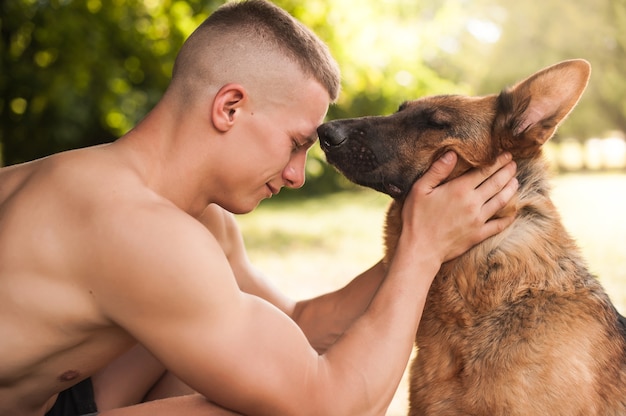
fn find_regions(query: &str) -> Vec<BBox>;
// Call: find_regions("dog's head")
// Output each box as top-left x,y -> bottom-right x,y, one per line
318,59 -> 591,199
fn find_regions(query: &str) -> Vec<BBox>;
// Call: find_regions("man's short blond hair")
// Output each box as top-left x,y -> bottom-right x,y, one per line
171,0 -> 341,103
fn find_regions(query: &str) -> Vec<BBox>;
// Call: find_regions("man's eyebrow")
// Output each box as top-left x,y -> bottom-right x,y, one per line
304,133 -> 318,145
296,133 -> 318,148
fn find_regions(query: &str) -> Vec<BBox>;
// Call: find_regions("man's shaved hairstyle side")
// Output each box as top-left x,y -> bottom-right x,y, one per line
171,0 -> 341,102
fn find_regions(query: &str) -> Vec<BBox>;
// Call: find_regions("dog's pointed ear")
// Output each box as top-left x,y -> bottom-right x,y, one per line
494,59 -> 591,155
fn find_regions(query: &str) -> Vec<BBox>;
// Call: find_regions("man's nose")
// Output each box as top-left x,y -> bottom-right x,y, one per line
283,152 -> 306,189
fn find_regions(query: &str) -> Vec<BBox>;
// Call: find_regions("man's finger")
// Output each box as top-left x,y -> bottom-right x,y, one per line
476,160 -> 517,203
482,176 -> 519,218
468,152 -> 513,189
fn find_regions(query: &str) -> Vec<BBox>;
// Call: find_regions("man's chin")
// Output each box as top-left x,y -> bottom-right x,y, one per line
240,197 -> 268,214
229,205 -> 257,215
219,189 -> 273,214
215,200 -> 257,215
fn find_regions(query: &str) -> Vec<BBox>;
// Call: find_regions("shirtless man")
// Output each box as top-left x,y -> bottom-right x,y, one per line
0,1 -> 518,415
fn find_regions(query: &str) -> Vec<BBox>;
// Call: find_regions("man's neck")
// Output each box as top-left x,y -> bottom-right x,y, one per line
112,104 -> 215,217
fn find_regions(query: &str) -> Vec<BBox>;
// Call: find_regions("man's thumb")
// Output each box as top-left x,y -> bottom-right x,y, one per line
419,151 -> 457,189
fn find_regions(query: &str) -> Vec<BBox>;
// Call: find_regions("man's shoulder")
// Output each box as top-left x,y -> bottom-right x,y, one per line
84,191 -> 215,258
82,195 -> 231,310
38,148 -> 223,265
38,147 -> 180,218
88,201 -> 238,330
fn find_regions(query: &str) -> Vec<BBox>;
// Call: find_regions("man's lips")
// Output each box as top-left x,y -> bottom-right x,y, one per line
266,184 -> 280,196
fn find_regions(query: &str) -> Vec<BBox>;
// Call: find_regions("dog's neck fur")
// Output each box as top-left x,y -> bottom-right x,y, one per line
383,152 -> 600,314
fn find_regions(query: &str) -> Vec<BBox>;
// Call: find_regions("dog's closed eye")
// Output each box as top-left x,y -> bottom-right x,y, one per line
424,108 -> 452,129
427,113 -> 449,129
397,101 -> 410,112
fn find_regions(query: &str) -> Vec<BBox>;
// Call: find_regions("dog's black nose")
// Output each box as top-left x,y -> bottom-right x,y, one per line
317,122 -> 348,150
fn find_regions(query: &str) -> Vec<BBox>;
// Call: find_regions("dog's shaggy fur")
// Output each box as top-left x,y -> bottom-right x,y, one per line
319,60 -> 626,415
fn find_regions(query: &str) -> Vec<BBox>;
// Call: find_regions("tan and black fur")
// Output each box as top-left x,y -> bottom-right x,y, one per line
318,60 -> 626,415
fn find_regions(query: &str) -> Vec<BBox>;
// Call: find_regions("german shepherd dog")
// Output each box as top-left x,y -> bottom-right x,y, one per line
318,60 -> 626,415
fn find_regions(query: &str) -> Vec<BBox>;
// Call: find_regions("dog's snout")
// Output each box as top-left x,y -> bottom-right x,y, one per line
317,123 -> 348,150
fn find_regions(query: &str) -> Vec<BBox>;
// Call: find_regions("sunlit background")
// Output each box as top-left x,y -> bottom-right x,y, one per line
3,0 -> 626,171
2,1 -> 625,415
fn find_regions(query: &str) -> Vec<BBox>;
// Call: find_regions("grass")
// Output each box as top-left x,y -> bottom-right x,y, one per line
236,190 -> 390,298
235,173 -> 626,416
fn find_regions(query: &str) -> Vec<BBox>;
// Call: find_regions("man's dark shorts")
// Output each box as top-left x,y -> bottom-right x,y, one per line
45,378 -> 98,416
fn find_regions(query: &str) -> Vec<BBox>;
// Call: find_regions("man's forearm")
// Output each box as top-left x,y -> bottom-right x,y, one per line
291,261 -> 386,353
287,224 -> 441,415
313,243 -> 440,416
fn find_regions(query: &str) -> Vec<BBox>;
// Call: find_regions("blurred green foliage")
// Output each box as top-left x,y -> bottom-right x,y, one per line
0,0 -> 219,165
2,0 -> 625,193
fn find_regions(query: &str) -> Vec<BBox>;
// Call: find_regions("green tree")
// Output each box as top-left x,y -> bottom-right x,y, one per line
0,0 -> 219,166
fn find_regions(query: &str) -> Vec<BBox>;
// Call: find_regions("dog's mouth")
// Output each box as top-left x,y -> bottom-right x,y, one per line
347,177 -> 404,199
318,121 -> 419,199
384,183 -> 405,198
324,154 -> 415,200
320,127 -> 413,199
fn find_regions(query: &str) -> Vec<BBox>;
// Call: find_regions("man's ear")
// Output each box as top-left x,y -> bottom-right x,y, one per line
212,83 -> 247,132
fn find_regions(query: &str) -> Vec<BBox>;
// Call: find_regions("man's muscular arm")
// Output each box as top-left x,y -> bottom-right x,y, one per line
197,205 -> 295,316
197,205 -> 385,353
